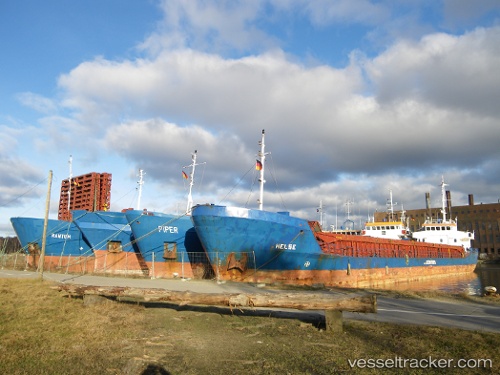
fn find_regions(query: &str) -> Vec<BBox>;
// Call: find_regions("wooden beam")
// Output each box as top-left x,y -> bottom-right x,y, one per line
325,310 -> 343,334
54,284 -> 376,313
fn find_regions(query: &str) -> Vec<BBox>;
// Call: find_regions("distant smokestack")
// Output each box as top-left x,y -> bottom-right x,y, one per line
425,192 -> 431,218
446,190 -> 452,217
468,194 -> 474,206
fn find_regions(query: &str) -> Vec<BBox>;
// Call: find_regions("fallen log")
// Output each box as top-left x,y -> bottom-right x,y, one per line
55,284 -> 376,333
54,284 -> 376,313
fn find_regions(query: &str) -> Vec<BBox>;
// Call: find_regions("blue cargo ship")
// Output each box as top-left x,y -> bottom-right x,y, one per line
125,210 -> 210,279
191,130 -> 478,288
191,204 -> 478,288
72,210 -> 147,275
125,151 -> 212,279
10,216 -> 93,272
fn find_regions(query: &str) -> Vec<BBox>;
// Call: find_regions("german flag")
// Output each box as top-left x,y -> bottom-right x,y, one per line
182,171 -> 188,179
255,160 -> 262,171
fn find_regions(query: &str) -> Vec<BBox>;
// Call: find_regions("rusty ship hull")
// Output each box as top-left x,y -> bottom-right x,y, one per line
191,204 -> 478,289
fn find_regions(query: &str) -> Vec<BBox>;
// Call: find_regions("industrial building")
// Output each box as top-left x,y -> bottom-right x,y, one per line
57,172 -> 112,221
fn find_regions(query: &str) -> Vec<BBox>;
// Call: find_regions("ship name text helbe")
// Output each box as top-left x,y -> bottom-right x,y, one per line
275,243 -> 296,250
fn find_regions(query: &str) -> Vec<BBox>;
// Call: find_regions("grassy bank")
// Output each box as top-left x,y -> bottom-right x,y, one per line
0,278 -> 499,374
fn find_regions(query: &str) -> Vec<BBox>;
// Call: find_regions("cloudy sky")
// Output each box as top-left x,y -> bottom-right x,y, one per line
1,0 -> 500,236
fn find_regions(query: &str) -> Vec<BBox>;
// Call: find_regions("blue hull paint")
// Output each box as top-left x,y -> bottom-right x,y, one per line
72,210 -> 139,253
10,217 -> 92,257
124,210 -> 205,262
191,205 -> 478,287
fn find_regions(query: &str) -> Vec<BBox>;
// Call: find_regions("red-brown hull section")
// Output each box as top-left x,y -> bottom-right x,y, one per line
141,260 -> 212,279
313,229 -> 470,259
26,254 -> 97,274
26,252 -> 212,279
27,251 -> 149,276
91,250 -> 148,276
214,264 -> 477,289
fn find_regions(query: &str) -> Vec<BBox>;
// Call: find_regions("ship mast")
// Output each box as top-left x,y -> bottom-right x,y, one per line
136,169 -> 144,210
387,189 -> 396,221
317,200 -> 325,227
401,204 -> 406,224
184,150 -> 205,214
345,198 -> 353,220
257,129 -> 268,210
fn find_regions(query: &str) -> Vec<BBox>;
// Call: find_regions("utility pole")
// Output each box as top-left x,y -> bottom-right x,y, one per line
39,170 -> 53,280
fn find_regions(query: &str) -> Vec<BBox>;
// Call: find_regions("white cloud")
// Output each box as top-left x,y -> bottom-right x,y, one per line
301,0 -> 391,26
141,0 -> 272,54
16,92 -> 58,114
366,27 -> 500,116
443,0 -> 500,28
55,24 -> 500,195
0,155 -> 45,207
0,125 -> 20,154
104,118 -> 251,184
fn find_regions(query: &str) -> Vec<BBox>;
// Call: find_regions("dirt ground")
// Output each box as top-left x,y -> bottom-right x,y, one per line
118,301 -> 339,374
115,300 -> 498,375
2,277 -> 499,375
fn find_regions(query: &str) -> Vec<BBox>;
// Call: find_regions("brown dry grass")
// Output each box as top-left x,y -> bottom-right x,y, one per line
1,278 -> 499,374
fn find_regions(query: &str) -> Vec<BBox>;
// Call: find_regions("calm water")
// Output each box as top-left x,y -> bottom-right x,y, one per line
386,263 -> 500,295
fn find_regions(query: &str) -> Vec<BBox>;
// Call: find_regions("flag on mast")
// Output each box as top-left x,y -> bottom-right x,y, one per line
255,160 -> 262,171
